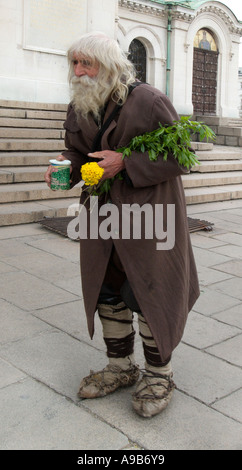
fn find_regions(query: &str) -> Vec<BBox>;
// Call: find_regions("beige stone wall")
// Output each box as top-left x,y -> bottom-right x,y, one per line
0,0 -> 241,117
0,0 -> 117,103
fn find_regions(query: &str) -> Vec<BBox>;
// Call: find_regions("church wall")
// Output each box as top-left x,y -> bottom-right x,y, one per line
0,0 -> 117,104
0,0 -> 241,119
169,17 -> 193,115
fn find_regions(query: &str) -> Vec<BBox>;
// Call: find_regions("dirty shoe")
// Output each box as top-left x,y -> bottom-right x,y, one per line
132,368 -> 175,418
78,363 -> 140,398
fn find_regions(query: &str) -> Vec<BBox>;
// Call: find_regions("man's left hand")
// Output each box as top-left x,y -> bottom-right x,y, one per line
87,150 -> 125,180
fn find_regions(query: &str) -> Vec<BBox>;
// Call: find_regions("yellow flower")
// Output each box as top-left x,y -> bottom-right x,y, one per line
81,162 -> 104,186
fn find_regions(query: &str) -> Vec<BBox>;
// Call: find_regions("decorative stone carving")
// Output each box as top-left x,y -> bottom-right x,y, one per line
118,0 -> 166,18
197,5 -> 242,35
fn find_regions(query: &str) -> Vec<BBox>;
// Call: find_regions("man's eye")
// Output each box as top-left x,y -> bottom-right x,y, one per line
72,58 -> 92,68
82,60 -> 91,67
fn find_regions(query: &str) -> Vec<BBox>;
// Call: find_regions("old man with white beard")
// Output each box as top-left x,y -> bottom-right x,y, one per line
45,32 -> 199,418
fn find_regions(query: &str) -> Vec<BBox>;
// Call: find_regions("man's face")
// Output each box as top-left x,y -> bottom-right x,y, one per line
72,53 -> 99,79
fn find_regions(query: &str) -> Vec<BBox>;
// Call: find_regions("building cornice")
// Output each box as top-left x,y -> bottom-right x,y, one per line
197,4 -> 242,35
118,0 -> 195,21
118,0 -> 242,34
118,0 -> 166,17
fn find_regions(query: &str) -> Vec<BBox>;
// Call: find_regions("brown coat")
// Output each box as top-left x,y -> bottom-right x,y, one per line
62,83 -> 200,361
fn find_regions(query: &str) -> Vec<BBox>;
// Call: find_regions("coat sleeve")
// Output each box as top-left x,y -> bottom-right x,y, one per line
123,94 -> 190,188
61,105 -> 87,188
61,136 -> 86,188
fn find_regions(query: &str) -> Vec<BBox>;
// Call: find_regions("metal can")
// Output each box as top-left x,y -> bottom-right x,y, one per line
49,159 -> 71,190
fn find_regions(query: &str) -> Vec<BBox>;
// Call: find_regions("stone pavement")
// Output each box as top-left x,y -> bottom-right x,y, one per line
0,199 -> 242,451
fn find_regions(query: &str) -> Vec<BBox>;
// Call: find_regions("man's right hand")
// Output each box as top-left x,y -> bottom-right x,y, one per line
44,155 -> 72,188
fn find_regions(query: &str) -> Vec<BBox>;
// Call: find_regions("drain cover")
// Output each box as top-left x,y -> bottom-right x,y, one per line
39,216 -> 213,240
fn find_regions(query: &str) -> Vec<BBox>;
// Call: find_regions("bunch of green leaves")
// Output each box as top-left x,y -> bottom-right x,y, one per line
118,116 -> 215,169
97,116 -> 215,195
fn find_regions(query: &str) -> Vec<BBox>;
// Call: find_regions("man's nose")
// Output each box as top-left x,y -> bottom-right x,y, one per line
74,62 -> 85,76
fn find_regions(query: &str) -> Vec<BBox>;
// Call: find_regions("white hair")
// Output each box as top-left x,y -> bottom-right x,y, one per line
67,31 -> 136,116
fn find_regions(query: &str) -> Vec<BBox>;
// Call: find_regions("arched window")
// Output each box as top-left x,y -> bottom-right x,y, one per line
128,39 -> 147,82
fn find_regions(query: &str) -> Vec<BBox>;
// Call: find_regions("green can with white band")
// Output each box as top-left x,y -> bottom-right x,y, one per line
49,159 -> 71,190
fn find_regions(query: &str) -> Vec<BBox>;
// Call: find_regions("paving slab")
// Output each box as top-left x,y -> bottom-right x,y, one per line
192,246 -> 231,267
192,287 -> 240,315
27,235 -> 80,263
196,265 -> 234,286
0,199 -> 242,450
32,300 -> 105,351
0,299 -> 53,344
0,271 -> 78,311
182,311 -> 240,349
0,238 -> 41,259
81,387 -> 242,450
188,232 -> 226,249
2,251 -> 81,284
0,378 -> 129,450
211,388 -> 242,423
172,343 -> 242,404
213,259 -> 242,277
0,329 -> 108,402
212,304 -> 242,328
205,334 -> 242,367
0,223 -> 54,240
207,277 -> 242,301
212,232 -> 242,246
210,244 -> 242,259
0,260 -> 18,274
0,358 -> 27,389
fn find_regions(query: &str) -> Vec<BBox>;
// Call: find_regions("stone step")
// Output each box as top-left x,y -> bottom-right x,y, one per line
0,198 -> 79,226
0,182 -> 82,204
0,108 -> 67,120
0,117 -> 64,129
0,139 -> 65,151
0,166 -> 48,184
0,99 -> 67,111
0,128 -> 63,139
0,152 -> 59,166
228,119 -> 242,127
191,142 -> 214,151
194,115 -> 228,126
217,126 -> 242,137
3,166 -> 241,187
195,145 -> 242,161
194,116 -> 242,128
0,184 -> 241,225
185,184 -> 242,205
182,171 -> 242,188
191,159 -> 242,173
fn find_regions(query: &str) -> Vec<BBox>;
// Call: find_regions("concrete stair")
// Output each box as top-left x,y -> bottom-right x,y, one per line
0,100 -> 242,226
193,115 -> 242,147
0,100 -> 81,226
183,144 -> 242,205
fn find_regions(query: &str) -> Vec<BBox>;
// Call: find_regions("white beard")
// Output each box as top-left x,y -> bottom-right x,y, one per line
70,75 -> 110,122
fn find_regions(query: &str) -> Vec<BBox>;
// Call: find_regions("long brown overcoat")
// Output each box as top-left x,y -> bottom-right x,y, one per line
62,83 -> 200,361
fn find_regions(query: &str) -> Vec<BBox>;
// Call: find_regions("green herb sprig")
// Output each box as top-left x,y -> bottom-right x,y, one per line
98,116 -> 216,195
119,116 -> 215,168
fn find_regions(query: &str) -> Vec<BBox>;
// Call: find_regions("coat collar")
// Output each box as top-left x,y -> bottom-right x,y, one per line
64,100 -> 120,150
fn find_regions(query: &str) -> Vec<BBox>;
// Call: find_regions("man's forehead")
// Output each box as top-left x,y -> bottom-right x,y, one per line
73,52 -> 92,60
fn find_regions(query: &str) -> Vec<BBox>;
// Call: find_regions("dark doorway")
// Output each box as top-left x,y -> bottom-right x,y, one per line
128,39 -> 147,83
192,47 -> 218,115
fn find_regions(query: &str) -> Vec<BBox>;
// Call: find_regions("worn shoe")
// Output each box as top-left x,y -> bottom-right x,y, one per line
78,363 -> 140,398
132,369 -> 176,418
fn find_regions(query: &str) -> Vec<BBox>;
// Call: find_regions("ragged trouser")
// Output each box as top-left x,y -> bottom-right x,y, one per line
97,249 -> 171,368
